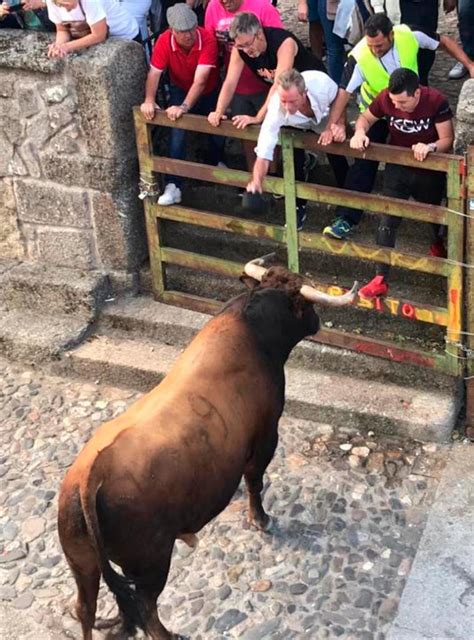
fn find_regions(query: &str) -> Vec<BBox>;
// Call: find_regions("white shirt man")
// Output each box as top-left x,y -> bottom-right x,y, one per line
247,69 -> 347,230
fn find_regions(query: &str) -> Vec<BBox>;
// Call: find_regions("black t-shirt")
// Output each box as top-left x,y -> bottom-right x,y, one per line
238,27 -> 326,85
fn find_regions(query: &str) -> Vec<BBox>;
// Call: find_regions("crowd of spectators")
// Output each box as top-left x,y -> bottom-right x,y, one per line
1,0 -> 474,298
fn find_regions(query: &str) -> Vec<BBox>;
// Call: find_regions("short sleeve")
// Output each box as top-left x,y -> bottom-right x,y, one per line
259,3 -> 283,28
81,0 -> 107,25
368,92 -> 386,119
204,1 -> 217,31
433,97 -> 453,123
198,29 -> 218,66
151,33 -> 169,71
413,30 -> 440,51
46,0 -> 62,24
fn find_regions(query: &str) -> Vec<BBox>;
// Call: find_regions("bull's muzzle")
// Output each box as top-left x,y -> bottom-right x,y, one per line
243,256 -> 358,307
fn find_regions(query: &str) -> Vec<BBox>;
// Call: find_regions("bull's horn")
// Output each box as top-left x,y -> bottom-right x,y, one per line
300,281 -> 358,306
243,253 -> 276,281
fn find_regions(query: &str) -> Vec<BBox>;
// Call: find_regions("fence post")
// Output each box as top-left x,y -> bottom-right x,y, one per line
133,110 -> 167,300
465,146 -> 474,437
281,131 -> 299,273
446,158 -> 465,377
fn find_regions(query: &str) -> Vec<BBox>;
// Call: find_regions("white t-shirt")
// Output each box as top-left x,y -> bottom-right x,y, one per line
255,71 -> 338,161
47,0 -> 139,40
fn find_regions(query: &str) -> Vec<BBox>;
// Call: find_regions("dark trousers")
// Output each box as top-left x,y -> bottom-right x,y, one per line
166,85 -> 225,187
376,163 -> 446,277
459,0 -> 474,59
294,149 -> 349,208
400,0 -> 439,84
337,119 -> 389,226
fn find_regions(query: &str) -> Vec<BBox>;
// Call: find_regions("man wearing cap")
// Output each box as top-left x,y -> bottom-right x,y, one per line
141,3 -> 223,205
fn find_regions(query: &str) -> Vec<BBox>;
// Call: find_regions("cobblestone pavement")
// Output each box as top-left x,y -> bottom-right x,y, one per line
0,356 -> 451,639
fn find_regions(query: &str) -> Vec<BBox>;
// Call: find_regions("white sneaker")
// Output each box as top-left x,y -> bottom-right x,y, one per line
448,62 -> 468,80
158,183 -> 181,206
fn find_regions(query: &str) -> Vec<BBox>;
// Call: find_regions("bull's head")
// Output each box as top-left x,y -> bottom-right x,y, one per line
243,255 -> 358,307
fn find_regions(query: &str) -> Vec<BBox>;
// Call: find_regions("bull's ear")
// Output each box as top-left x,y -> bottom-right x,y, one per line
240,275 -> 259,290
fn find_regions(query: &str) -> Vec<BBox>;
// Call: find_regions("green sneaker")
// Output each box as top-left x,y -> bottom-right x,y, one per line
323,217 -> 354,240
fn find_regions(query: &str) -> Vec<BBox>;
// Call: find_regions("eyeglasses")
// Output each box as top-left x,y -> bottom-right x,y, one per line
234,32 -> 258,51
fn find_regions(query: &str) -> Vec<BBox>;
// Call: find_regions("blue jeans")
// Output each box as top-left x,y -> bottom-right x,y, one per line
336,119 -> 389,226
309,0 -> 346,83
459,0 -> 474,59
166,85 -> 225,188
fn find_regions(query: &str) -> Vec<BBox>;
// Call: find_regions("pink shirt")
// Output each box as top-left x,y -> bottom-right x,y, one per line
205,0 -> 283,95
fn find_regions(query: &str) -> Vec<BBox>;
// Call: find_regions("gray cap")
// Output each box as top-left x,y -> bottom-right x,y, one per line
167,3 -> 198,31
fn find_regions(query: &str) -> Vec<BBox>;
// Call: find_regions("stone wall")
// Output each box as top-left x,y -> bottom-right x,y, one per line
0,30 -> 148,273
455,79 -> 474,153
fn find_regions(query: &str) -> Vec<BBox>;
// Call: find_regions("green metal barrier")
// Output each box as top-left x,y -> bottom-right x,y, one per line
133,108 -> 469,381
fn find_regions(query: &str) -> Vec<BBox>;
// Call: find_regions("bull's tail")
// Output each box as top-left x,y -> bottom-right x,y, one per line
79,476 -> 145,633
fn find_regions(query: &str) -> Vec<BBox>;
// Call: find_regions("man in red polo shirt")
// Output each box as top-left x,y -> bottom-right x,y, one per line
141,3 -> 223,205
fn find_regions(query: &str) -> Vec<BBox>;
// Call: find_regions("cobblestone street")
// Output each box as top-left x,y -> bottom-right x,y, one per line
0,356 -> 451,639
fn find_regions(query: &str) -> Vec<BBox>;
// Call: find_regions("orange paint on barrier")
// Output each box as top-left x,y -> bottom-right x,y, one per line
386,299 -> 400,315
357,296 -> 374,310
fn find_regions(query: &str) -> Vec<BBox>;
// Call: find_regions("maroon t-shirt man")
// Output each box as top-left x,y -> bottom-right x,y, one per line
368,86 -> 453,148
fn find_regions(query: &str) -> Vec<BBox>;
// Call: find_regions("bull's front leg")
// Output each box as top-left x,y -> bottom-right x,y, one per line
244,429 -> 278,531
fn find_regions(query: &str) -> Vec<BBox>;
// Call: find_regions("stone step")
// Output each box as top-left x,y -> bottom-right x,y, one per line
99,295 -> 454,391
63,331 -> 459,442
0,261 -> 110,319
0,309 -> 91,364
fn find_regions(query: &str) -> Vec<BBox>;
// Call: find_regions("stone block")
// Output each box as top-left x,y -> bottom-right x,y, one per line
69,40 -> 147,159
48,124 -> 81,155
18,143 -> 42,178
15,179 -> 91,227
9,150 -> 28,176
0,31 -> 61,74
0,131 -> 13,176
42,84 -> 68,104
454,79 -> 474,153
0,73 -> 16,97
49,97 -> 77,132
40,153 -> 130,191
90,186 -> 147,270
36,228 -> 96,269
17,84 -> 41,118
26,111 -> 53,148
0,178 -> 23,260
4,117 -> 25,145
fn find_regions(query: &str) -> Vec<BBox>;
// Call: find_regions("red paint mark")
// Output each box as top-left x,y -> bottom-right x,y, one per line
354,341 -> 435,368
401,303 -> 415,319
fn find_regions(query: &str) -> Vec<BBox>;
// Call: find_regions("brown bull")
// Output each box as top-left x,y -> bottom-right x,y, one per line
58,258 -> 356,639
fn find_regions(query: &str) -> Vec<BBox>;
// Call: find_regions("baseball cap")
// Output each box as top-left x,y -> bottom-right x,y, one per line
167,4 -> 198,31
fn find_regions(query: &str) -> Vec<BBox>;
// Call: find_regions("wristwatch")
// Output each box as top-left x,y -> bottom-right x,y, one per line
180,102 -> 190,113
427,142 -> 437,153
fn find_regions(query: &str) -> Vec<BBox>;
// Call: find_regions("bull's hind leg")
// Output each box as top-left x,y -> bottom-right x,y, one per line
244,429 -> 278,531
124,539 -> 179,640
70,565 -> 100,640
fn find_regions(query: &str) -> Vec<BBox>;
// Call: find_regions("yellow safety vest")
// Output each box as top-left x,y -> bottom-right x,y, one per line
350,24 -> 419,110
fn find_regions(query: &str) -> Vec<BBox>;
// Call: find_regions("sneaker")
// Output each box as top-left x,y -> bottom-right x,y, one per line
359,275 -> 389,299
429,240 -> 447,258
323,217 -> 354,240
272,192 -> 284,200
297,205 -> 307,231
158,183 -> 181,206
284,205 -> 307,231
448,62 -> 468,80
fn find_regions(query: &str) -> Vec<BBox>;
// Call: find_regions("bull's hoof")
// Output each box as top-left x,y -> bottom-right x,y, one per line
248,513 -> 273,533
